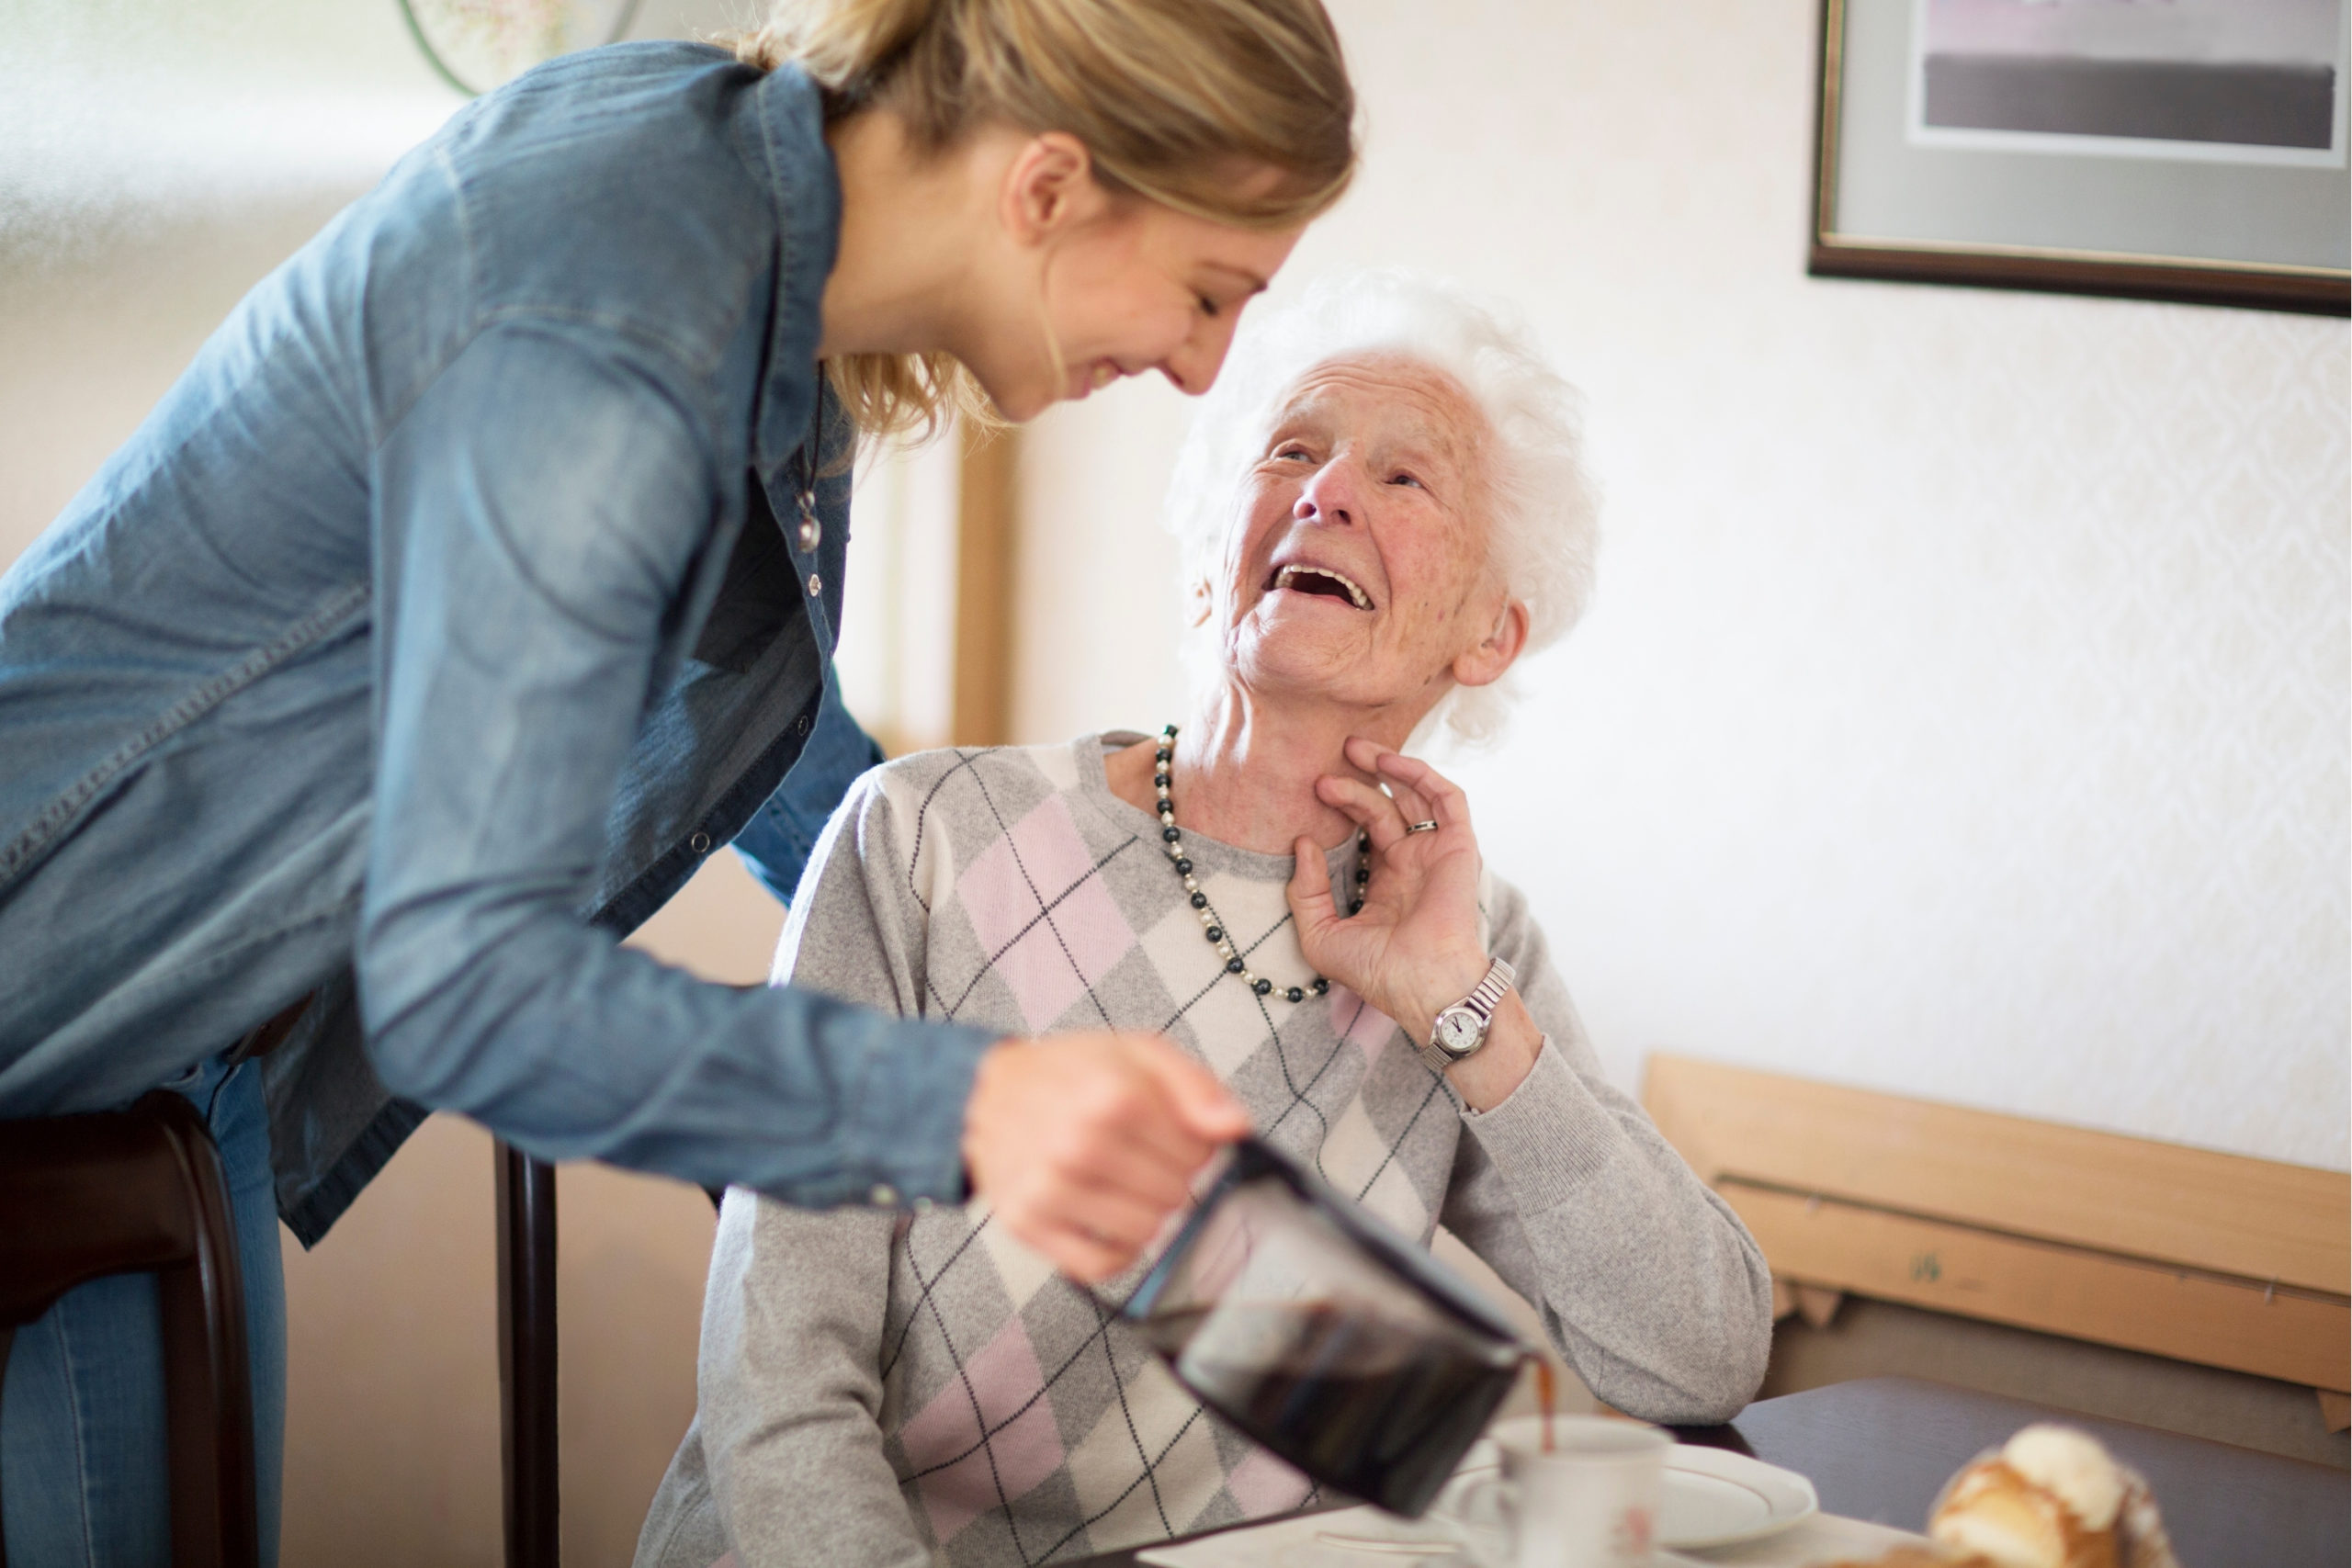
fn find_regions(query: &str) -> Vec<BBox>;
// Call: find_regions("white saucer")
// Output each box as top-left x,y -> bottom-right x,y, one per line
1448,1421 -> 1818,1550
1652,1441 -> 1818,1548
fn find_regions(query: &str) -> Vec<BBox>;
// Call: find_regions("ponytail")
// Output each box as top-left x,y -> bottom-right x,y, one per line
737,0 -> 1356,439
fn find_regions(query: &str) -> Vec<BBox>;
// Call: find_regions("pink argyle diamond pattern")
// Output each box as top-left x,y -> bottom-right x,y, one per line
956,795 -> 1137,1031
899,1315 -> 1067,1545
1224,1447 -> 1315,1518
1340,987 -> 1400,1064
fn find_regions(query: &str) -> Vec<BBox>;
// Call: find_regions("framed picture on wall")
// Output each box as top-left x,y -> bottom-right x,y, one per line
1811,0 -> 2350,316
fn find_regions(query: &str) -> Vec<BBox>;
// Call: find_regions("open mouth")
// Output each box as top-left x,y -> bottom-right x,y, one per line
1265,564 -> 1374,611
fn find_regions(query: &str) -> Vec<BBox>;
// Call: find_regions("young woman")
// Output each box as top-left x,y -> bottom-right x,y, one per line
0,1 -> 1353,1560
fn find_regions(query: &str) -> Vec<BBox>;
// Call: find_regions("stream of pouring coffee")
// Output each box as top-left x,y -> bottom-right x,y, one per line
1531,1358 -> 1555,1453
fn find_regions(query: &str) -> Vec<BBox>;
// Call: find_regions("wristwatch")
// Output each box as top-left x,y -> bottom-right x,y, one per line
1418,957 -> 1517,1076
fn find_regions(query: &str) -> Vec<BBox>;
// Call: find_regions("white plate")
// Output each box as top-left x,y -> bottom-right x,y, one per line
1447,1422 -> 1818,1551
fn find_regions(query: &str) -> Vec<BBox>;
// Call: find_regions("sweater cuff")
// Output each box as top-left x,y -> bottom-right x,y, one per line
1459,1037 -> 1626,1214
832,1014 -> 995,1207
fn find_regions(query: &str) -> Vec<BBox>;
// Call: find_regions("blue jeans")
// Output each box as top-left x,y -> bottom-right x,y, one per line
1,1055 -> 286,1566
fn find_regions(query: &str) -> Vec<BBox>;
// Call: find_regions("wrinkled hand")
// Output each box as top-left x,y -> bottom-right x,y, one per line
963,1032 -> 1251,1283
1286,738 -> 1493,1046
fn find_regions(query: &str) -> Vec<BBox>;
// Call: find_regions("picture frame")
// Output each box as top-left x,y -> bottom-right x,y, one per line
1811,0 -> 2350,317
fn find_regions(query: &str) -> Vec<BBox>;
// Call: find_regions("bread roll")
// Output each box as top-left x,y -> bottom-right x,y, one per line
1814,1547 -> 1995,1567
1928,1425 -> 2178,1568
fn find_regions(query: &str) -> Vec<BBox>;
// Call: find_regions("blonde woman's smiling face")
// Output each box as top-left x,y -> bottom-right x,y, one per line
1204,354 -> 1526,719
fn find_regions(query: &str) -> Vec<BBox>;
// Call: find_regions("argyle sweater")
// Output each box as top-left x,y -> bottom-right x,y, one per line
635,737 -> 1771,1568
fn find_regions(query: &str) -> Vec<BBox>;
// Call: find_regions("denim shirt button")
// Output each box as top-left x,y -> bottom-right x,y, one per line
868,1183 -> 899,1208
689,831 -> 711,855
806,571 -> 822,597
796,515 -> 820,553
796,713 -> 811,737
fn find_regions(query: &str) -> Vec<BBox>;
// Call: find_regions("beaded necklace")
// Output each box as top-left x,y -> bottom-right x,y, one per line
1151,724 -> 1367,1005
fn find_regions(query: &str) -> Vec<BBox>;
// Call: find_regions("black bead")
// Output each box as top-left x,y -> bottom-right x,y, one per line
1174,858 -> 1192,874
1189,892 -> 1208,909
1285,987 -> 1304,1004
1354,866 -> 1369,883
1226,957 -> 1245,975
1349,898 -> 1363,915
1252,978 -> 1272,997
1162,827 -> 1182,842
1313,977 -> 1329,995
1204,926 -> 1223,942
1156,748 -> 1171,762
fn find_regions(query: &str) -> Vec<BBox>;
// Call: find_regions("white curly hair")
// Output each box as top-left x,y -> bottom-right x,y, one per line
1162,269 -> 1600,749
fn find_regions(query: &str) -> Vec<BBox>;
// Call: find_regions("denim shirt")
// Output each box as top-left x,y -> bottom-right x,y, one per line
0,45 -> 991,1244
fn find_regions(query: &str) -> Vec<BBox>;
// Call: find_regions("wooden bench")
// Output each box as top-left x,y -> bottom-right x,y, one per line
1642,1055 -> 2351,1431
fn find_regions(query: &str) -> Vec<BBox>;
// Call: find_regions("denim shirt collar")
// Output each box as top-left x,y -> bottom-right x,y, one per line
739,63 -> 844,491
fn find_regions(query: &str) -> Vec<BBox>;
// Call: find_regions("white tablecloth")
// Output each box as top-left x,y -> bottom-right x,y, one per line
1137,1503 -> 1928,1568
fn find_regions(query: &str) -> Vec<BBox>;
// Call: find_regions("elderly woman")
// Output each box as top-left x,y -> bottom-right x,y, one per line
635,274 -> 1773,1568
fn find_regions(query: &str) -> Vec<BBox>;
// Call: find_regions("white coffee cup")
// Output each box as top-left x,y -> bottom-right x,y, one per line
1445,1415 -> 1668,1568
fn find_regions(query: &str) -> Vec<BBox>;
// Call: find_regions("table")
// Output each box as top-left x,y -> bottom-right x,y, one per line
1073,1376 -> 2348,1566
1682,1376 -> 2348,1568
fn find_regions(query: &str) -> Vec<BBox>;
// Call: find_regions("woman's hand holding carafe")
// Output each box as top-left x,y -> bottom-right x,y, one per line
964,1032 -> 1251,1281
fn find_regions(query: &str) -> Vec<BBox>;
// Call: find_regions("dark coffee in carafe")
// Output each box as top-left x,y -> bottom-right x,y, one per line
1141,1302 -> 1520,1516
1124,1139 -> 1532,1517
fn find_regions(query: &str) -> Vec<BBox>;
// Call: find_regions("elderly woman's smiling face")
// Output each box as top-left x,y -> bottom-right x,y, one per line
1205,354 -> 1527,723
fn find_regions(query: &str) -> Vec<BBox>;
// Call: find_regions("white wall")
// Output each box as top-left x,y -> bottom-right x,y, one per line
1012,0 -> 2351,1171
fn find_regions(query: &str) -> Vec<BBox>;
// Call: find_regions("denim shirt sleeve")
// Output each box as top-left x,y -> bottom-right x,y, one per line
357,321 -> 989,1206
733,671 -> 885,906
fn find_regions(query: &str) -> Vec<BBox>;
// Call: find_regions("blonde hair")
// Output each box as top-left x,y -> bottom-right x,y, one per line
737,0 -> 1356,440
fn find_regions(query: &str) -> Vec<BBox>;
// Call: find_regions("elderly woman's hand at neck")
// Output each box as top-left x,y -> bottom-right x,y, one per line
1284,735 -> 1543,1111
1107,719 -> 1540,1111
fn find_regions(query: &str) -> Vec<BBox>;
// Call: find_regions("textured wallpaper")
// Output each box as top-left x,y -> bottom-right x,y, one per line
1011,0 -> 2350,1168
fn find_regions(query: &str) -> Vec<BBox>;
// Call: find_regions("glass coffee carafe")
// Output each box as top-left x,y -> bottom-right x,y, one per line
1123,1137 -> 1533,1517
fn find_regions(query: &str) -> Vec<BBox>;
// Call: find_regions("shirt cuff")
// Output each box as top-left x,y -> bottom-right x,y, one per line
823,1013 -> 996,1209
1458,1036 -> 1626,1213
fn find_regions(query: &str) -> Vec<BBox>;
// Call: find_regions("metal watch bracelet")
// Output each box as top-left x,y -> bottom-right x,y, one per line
1417,956 -> 1517,1077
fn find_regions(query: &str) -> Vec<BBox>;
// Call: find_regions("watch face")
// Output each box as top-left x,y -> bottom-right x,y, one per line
1435,1008 -> 1483,1055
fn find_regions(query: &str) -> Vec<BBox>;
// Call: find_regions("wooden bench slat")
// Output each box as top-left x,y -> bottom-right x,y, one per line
1647,1056 -> 2350,1294
1725,1184 -> 2350,1392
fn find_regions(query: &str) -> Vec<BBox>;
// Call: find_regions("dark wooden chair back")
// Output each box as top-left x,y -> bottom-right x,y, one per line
0,1091 -> 258,1568
497,1143 -> 560,1568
